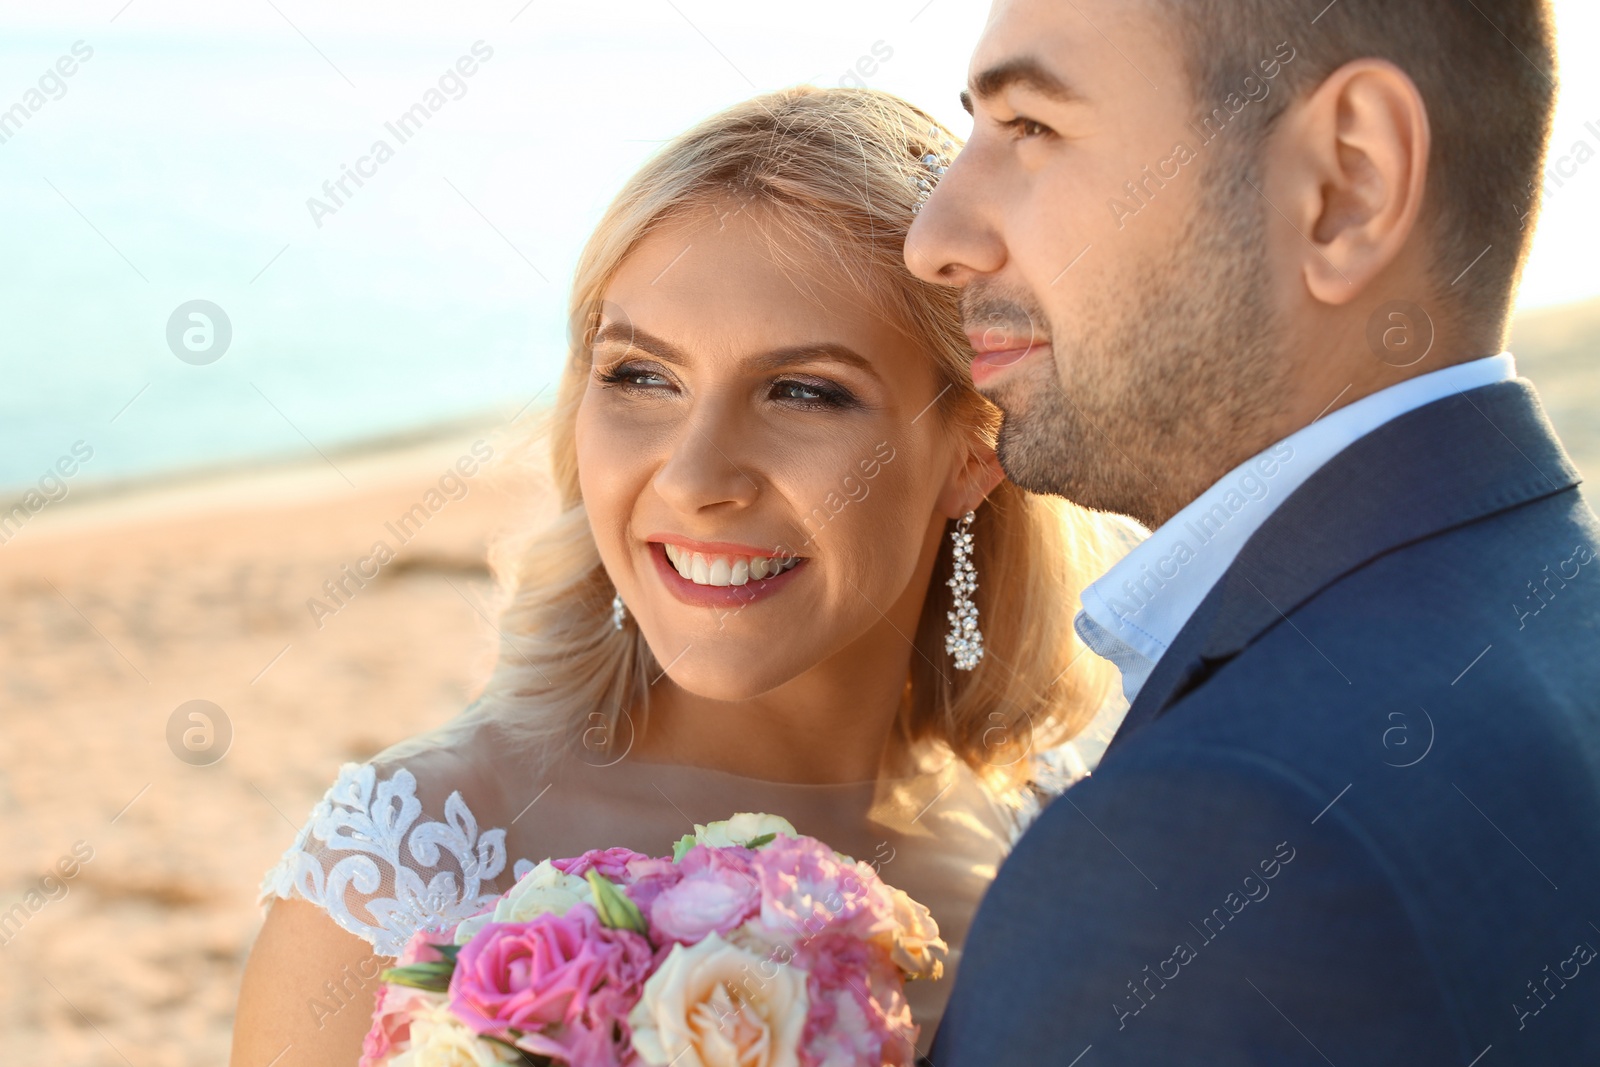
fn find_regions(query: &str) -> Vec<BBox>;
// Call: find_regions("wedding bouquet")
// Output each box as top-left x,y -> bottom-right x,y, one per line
360,813 -> 947,1067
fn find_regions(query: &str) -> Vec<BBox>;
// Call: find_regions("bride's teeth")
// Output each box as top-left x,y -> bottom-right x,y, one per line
661,544 -> 802,587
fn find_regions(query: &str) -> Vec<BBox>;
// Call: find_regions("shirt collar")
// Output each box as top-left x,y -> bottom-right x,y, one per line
1079,353 -> 1517,670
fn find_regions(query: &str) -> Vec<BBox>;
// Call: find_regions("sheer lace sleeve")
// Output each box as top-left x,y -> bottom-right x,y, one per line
997,688 -> 1132,844
258,762 -> 530,956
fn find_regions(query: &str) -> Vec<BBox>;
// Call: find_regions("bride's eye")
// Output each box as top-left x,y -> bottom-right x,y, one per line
770,377 -> 856,410
595,361 -> 672,391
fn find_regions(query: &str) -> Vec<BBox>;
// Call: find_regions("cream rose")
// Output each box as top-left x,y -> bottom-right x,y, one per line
629,933 -> 808,1067
878,887 -> 947,981
693,813 -> 799,849
454,860 -> 591,945
390,1000 -> 519,1067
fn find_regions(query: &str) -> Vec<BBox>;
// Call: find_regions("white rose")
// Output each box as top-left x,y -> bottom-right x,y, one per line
694,813 -> 798,849
877,887 -> 947,981
390,1001 -> 519,1067
454,860 -> 591,945
629,933 -> 808,1067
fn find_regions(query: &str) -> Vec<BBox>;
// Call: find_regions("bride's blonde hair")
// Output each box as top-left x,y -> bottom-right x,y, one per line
479,87 -> 1124,787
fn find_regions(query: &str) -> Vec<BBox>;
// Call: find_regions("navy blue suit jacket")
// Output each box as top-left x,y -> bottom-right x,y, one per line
932,380 -> 1600,1064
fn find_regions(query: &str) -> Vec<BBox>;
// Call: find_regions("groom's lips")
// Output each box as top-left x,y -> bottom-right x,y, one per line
965,330 -> 1050,386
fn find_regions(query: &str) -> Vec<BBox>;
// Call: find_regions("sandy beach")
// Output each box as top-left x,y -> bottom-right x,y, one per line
0,420 -> 544,1067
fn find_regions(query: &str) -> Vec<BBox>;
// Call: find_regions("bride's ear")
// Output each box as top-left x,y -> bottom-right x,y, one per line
938,444 -> 1004,519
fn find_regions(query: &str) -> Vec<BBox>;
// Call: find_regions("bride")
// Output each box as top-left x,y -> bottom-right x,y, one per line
232,87 -> 1129,1065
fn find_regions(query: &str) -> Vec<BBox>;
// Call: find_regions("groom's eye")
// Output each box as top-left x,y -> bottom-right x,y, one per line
1004,116 -> 1053,139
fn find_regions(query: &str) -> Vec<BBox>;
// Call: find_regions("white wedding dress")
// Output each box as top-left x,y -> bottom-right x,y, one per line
259,698 -> 1125,1035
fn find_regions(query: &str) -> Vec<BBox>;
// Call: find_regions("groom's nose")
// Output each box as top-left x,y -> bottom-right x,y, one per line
904,148 -> 1008,287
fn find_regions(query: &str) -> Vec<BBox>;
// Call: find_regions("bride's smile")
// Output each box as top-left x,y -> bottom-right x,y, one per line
652,538 -> 806,600
575,199 -> 985,707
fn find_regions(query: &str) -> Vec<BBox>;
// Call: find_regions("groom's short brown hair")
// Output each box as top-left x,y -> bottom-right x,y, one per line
1161,0 -> 1557,343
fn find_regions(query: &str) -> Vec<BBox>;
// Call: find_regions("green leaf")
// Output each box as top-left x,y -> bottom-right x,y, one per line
436,942 -> 462,965
741,832 -> 777,849
672,833 -> 697,862
481,1033 -> 554,1066
585,870 -> 648,935
380,961 -> 454,992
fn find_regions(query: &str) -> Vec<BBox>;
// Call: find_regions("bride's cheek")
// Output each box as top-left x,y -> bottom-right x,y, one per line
844,477 -> 923,581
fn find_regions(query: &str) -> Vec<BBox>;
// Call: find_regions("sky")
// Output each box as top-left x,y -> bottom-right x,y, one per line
0,0 -> 1594,494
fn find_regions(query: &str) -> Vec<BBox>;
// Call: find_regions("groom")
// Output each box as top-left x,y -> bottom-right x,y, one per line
908,0 -> 1600,1062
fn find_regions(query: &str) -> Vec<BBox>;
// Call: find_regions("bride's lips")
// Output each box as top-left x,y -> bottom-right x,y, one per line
645,535 -> 808,610
965,328 -> 1051,387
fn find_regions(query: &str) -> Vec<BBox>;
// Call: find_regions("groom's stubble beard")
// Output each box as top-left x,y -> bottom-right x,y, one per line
968,149 -> 1287,529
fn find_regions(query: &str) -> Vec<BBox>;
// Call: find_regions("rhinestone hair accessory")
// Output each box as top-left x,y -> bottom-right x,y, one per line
945,510 -> 984,670
912,126 -> 955,215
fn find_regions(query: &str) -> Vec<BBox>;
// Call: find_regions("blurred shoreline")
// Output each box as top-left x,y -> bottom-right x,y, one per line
0,409 -> 510,522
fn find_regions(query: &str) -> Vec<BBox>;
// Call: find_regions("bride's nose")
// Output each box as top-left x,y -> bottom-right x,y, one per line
651,404 -> 760,514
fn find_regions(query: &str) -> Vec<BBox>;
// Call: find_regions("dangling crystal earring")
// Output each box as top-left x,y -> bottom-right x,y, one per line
611,592 -> 627,631
945,510 -> 984,670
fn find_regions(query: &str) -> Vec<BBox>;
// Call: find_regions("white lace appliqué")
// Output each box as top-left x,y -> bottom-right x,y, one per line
260,763 -> 525,956
997,744 -> 1093,845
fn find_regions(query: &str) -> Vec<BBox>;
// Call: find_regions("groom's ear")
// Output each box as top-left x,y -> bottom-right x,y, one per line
938,445 -> 1004,519
1267,59 -> 1431,306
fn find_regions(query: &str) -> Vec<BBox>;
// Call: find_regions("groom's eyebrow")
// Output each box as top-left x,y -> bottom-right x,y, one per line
962,56 -> 1082,113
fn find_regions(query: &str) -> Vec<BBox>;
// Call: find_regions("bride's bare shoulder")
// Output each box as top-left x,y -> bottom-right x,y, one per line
359,702 -> 562,819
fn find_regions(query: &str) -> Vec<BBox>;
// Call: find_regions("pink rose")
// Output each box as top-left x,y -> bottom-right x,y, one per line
361,983 -> 444,1067
647,848 -> 761,945
553,847 -> 652,883
614,856 -> 684,916
798,936 -> 917,1067
448,905 -> 653,1065
750,837 -> 896,946
360,932 -> 452,1066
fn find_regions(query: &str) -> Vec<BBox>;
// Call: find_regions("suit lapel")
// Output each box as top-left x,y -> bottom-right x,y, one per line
1106,379 -> 1582,752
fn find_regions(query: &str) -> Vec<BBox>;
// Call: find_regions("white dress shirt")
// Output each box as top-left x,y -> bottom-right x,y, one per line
1075,353 -> 1518,705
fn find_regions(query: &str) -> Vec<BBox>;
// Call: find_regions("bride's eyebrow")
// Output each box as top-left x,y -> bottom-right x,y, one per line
595,324 -> 880,382
752,344 -> 881,381
592,323 -> 687,365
